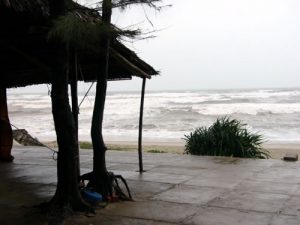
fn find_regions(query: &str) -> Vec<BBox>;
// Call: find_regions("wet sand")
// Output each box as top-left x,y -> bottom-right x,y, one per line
263,142 -> 300,159
105,140 -> 300,160
39,139 -> 300,160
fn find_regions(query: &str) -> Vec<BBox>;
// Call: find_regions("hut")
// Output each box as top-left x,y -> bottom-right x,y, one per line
0,0 -> 158,169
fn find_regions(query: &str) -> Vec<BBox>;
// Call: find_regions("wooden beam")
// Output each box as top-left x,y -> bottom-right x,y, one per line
110,48 -> 151,79
138,78 -> 146,172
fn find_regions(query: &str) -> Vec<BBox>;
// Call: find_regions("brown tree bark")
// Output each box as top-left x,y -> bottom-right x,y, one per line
87,0 -> 113,197
47,0 -> 90,221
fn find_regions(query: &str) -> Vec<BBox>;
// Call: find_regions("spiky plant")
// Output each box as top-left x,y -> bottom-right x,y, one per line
184,117 -> 270,159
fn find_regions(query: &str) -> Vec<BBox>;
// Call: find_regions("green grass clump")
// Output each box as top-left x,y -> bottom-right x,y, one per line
79,142 -> 135,151
147,149 -> 167,153
184,117 -> 269,159
79,141 -> 93,149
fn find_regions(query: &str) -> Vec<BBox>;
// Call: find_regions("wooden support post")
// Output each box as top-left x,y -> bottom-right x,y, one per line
70,52 -> 80,176
71,53 -> 79,133
70,78 -> 78,135
138,78 -> 146,172
0,88 -> 14,162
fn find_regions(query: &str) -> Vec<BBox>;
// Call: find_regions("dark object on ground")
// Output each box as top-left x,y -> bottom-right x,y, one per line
80,171 -> 133,201
12,129 -> 44,146
184,117 -> 270,159
283,153 -> 298,162
82,189 -> 103,203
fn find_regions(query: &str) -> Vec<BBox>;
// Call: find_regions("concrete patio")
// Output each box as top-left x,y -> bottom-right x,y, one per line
1,146 -> 300,225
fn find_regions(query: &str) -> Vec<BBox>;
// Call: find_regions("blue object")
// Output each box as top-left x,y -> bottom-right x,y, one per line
82,190 -> 102,203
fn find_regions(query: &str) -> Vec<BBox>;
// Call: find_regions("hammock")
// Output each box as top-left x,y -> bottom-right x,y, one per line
12,129 -> 45,147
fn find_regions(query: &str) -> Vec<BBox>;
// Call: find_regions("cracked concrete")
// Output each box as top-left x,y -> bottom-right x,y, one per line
1,146 -> 300,225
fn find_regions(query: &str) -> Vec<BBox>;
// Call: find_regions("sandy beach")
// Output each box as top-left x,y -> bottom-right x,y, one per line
11,133 -> 295,162
39,139 -> 300,160
104,140 -> 300,160
262,142 -> 300,159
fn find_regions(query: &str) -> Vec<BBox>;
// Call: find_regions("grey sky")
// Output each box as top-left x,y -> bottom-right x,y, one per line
13,0 -> 300,93
109,0 -> 300,89
107,0 -> 300,91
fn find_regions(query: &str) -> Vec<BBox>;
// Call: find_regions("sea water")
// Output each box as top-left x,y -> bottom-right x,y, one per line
6,87 -> 300,143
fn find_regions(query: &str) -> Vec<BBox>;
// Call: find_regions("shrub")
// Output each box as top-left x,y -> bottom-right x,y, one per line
184,117 -> 269,159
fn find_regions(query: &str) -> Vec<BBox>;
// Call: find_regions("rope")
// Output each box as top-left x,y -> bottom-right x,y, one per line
78,81 -> 95,109
10,123 -> 19,130
78,63 -> 95,109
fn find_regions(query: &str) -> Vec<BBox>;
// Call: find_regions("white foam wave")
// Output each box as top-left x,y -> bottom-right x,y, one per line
192,103 -> 300,115
6,88 -> 300,142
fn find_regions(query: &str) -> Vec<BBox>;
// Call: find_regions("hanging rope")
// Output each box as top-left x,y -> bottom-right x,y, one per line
78,81 -> 95,109
78,63 -> 95,109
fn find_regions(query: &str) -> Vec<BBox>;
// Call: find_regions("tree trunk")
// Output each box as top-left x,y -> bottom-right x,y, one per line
88,0 -> 112,197
48,0 -> 89,221
70,50 -> 80,178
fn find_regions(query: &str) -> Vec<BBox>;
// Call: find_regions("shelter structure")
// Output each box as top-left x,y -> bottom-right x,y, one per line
0,0 -> 158,170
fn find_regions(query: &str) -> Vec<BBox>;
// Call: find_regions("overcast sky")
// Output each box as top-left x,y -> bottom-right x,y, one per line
16,0 -> 300,93
87,0 -> 300,91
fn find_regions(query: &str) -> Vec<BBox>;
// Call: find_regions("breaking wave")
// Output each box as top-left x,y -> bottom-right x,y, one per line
6,87 -> 300,142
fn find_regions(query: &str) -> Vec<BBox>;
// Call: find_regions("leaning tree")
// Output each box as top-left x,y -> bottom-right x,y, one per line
48,0 -> 165,217
83,0 -> 165,199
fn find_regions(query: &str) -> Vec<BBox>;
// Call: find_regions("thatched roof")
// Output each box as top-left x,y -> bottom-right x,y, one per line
0,0 -> 158,88
0,0 -> 49,14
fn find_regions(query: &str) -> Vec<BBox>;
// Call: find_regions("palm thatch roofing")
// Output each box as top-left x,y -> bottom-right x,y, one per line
0,0 -> 158,88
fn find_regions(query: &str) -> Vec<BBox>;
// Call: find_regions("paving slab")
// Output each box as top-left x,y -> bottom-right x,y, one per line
281,195 -> 300,216
185,175 -> 243,189
128,171 -> 194,184
127,180 -> 173,200
0,204 -> 47,225
107,162 -> 156,172
1,146 -> 300,225
235,180 -> 299,195
292,185 -> 300,196
209,191 -> 290,213
152,184 -> 227,205
270,214 -> 300,225
149,165 -> 210,176
64,214 -> 177,225
183,206 -> 273,225
252,167 -> 300,184
100,201 -> 199,223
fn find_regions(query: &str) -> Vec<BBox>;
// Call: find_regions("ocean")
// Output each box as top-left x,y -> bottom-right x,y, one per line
6,87 -> 300,144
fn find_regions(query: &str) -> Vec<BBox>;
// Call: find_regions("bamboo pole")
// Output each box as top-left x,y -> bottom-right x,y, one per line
138,78 -> 146,172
